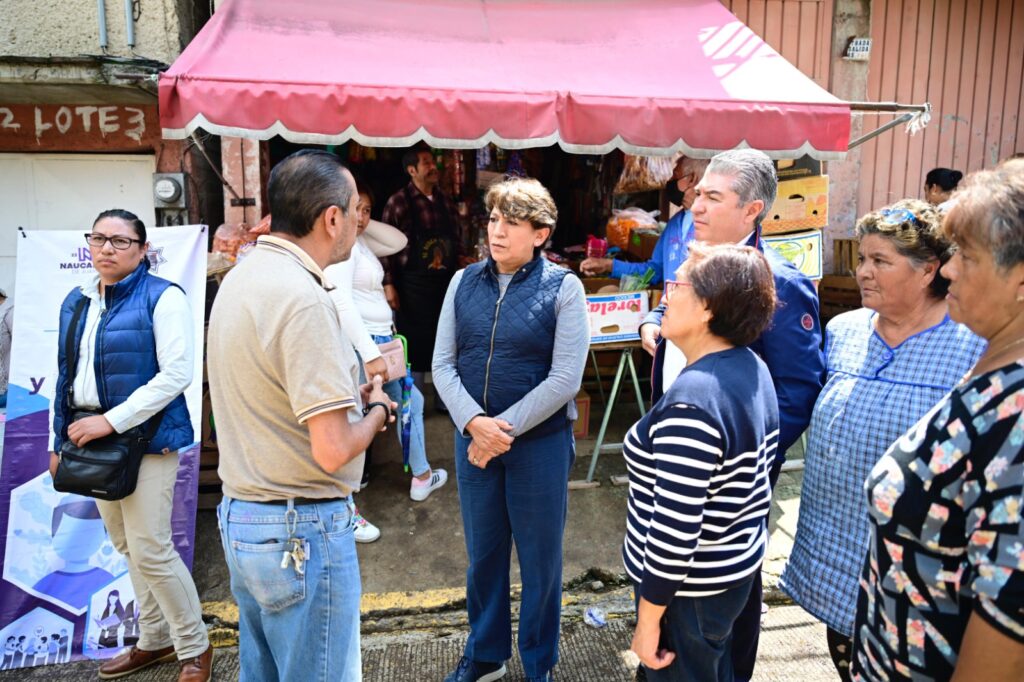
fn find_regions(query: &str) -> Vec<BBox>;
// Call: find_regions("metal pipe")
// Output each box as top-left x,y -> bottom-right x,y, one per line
848,101 -> 930,113
97,0 -> 108,50
848,113 -> 914,150
189,132 -> 244,202
124,0 -> 135,48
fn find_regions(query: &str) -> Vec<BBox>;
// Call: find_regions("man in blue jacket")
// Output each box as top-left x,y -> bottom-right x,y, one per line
639,149 -> 825,682
580,157 -> 708,283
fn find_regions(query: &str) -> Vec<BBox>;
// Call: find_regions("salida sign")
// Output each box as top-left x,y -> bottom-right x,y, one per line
0,105 -> 159,151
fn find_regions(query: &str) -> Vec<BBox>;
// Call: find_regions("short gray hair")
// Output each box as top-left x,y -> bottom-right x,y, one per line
706,149 -> 777,225
944,159 -> 1024,270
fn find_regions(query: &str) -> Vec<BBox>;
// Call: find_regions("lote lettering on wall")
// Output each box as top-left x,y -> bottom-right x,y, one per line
0,105 -> 159,152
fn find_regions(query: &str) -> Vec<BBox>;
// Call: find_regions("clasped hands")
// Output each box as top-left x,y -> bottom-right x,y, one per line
466,416 -> 514,469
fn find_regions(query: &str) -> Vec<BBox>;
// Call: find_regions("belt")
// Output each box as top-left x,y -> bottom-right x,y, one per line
258,497 -> 347,506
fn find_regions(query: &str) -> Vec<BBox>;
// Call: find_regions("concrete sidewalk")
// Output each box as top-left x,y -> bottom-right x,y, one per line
1,398 -> 822,680
0,600 -> 833,681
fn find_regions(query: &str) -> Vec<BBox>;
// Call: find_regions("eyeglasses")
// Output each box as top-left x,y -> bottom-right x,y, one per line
878,208 -> 918,227
664,279 -> 692,300
85,233 -> 143,250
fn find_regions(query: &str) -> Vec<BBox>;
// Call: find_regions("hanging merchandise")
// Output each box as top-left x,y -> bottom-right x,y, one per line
613,154 -> 675,194
348,142 -> 364,163
476,145 -> 492,170
506,151 -> 525,177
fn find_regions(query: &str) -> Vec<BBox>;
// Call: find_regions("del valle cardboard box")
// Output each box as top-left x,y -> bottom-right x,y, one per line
581,277 -> 650,344
763,229 -> 823,280
763,175 -> 829,234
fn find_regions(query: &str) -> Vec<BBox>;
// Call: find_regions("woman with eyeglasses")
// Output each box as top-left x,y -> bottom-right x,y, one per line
779,199 -> 984,680
624,243 -> 778,682
49,209 -> 212,680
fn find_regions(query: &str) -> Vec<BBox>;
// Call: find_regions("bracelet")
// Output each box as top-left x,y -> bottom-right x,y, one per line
363,401 -> 391,419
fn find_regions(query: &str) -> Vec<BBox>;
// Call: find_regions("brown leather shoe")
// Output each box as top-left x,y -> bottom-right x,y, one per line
178,645 -> 213,682
98,645 -> 176,679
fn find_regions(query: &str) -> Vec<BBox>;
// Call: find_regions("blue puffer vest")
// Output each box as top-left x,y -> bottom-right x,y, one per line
454,255 -> 571,440
53,261 -> 193,453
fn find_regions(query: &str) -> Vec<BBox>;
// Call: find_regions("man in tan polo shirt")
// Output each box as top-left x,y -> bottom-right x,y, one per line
207,150 -> 393,682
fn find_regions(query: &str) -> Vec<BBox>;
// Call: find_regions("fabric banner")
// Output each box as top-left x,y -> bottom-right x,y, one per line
0,225 -> 207,670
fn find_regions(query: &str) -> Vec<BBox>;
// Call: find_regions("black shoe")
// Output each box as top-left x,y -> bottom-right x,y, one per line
443,657 -> 507,682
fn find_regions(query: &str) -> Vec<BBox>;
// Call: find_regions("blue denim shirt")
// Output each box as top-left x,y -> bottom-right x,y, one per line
610,210 -> 694,287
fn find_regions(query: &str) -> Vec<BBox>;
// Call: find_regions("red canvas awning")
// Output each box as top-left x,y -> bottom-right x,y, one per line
159,0 -> 851,159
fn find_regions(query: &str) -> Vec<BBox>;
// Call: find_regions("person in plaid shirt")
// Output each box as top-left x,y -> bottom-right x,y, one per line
381,145 -> 466,404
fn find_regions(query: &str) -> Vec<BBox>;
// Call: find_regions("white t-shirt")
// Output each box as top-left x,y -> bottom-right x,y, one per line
324,236 -> 394,361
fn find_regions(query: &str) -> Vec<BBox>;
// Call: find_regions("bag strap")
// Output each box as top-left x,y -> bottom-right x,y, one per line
62,297 -> 91,440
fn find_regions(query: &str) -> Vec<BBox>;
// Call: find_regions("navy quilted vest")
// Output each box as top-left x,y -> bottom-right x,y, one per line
53,261 -> 194,453
454,256 -> 571,439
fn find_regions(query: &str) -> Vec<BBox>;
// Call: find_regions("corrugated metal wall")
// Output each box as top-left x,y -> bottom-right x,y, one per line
857,0 -> 1024,213
721,0 -> 834,89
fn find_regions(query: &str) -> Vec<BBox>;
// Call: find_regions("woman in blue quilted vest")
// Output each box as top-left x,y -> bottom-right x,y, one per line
433,178 -> 589,682
49,209 -> 212,681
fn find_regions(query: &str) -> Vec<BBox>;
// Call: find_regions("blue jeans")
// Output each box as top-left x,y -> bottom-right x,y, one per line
217,497 -> 361,682
455,425 -> 574,678
365,334 -> 430,477
634,578 -> 754,682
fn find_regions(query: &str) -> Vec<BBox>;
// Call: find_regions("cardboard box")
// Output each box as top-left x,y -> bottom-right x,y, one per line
586,291 -> 649,344
764,229 -> 824,280
763,175 -> 829,234
627,230 -> 661,261
579,277 -> 650,343
574,388 -> 591,439
581,277 -> 621,294
775,155 -> 822,180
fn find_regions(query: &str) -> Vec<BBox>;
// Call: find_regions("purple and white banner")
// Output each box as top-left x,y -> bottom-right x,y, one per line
0,225 -> 207,670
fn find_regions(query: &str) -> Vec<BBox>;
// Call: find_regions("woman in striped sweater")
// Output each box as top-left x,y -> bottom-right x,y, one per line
624,243 -> 780,682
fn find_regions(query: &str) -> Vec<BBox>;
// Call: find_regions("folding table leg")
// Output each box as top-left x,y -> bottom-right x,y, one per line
589,349 -> 605,405
586,349 -> 629,482
625,349 -> 646,415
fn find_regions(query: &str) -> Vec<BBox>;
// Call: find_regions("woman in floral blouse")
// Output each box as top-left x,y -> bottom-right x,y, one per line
852,159 -> 1024,681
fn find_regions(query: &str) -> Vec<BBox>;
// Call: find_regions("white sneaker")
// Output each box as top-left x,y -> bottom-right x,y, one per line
352,506 -> 381,543
410,468 -> 448,501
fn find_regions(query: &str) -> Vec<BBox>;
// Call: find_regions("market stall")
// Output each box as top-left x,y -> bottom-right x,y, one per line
160,0 -> 860,485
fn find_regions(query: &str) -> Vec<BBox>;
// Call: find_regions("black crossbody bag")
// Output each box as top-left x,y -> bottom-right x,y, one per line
53,297 -> 164,501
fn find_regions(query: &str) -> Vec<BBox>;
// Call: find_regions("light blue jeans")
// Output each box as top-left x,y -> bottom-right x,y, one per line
217,497 -> 361,682
366,334 -> 430,477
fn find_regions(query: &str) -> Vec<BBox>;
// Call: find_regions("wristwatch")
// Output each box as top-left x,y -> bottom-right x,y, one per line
362,401 -> 392,418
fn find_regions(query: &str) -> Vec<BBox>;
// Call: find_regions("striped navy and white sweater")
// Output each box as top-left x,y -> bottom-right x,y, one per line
622,346 -> 779,605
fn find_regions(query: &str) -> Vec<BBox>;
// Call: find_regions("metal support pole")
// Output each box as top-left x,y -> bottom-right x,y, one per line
848,113 -> 914,150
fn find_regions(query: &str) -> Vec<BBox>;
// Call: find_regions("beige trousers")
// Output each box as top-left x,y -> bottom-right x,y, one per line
96,451 -> 208,659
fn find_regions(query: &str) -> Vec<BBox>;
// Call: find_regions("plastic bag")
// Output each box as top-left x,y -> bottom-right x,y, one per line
614,155 -> 676,194
605,208 -> 659,250
212,223 -> 249,262
249,213 -> 272,236
620,268 -> 656,292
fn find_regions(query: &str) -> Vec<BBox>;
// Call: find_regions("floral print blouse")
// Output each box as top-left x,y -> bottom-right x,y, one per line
852,360 -> 1024,681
